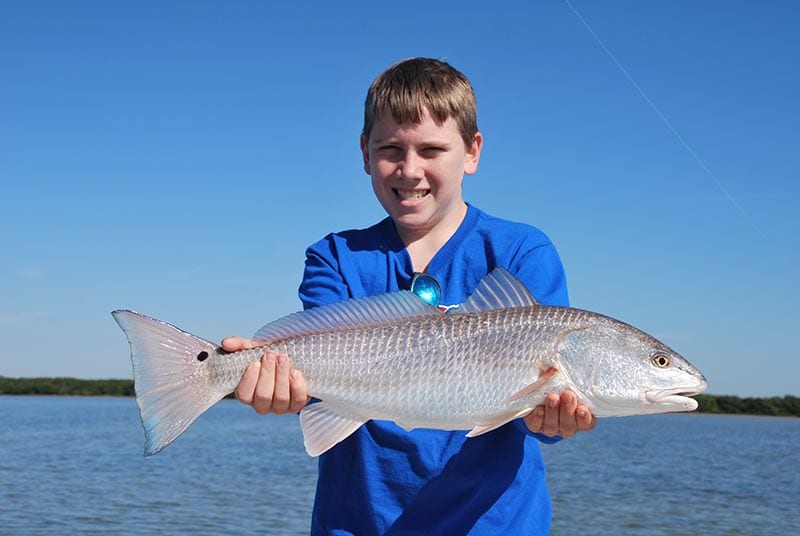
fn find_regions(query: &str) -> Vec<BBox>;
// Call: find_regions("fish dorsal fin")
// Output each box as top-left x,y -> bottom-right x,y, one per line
450,267 -> 540,314
253,290 -> 440,342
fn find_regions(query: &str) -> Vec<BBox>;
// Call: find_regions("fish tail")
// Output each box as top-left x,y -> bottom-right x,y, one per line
112,310 -> 229,457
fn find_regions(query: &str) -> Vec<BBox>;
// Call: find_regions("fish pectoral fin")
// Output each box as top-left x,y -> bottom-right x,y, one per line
467,367 -> 560,438
466,408 -> 535,437
505,366 -> 558,403
298,402 -> 367,457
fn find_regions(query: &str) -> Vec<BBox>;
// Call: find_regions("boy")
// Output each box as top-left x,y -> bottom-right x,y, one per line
225,58 -> 595,534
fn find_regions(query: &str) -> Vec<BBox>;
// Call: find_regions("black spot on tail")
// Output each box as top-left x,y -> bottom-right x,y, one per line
197,351 -> 209,362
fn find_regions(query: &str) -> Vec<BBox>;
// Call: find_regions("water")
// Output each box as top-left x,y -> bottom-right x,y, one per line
0,396 -> 317,535
1,397 -> 798,535
542,414 -> 800,535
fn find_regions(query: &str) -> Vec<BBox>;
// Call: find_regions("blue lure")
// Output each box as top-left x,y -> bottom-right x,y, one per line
410,273 -> 442,308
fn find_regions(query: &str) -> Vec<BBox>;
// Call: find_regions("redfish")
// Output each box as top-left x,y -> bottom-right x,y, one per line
113,268 -> 706,457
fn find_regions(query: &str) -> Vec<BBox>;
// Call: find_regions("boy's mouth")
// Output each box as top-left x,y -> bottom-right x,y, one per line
394,188 -> 430,200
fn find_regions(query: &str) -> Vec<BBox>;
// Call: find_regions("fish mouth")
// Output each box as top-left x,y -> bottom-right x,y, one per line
645,387 -> 705,411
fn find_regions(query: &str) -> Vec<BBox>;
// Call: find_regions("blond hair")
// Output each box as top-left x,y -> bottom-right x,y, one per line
362,58 -> 478,147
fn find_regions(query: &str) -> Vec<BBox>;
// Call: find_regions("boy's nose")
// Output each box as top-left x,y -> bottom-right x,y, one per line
399,151 -> 425,179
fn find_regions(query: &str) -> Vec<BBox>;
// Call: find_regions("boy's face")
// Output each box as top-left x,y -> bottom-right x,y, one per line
361,107 -> 482,242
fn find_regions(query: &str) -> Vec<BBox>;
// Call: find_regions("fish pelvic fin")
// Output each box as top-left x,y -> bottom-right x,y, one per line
112,310 -> 228,457
298,402 -> 367,457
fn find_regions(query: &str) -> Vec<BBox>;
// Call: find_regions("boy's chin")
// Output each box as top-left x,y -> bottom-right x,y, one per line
390,212 -> 429,229
391,212 -> 447,236
388,200 -> 466,231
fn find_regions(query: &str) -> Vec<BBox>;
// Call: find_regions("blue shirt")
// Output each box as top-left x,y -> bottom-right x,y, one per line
299,204 -> 569,535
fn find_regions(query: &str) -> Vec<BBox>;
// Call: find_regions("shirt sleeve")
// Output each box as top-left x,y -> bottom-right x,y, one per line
298,234 -> 350,310
510,240 -> 569,307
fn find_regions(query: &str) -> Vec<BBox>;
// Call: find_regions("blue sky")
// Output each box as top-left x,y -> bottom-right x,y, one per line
1,1 -> 797,397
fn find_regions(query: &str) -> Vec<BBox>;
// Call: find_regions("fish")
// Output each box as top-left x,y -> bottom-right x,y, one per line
112,267 -> 707,457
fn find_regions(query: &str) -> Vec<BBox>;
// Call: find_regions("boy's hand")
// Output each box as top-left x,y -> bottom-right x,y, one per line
222,337 -> 309,415
524,390 -> 596,439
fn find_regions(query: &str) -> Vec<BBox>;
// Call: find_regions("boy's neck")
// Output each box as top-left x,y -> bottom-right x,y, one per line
396,201 -> 468,273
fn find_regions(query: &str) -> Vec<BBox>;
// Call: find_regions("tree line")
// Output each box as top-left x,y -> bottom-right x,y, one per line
692,393 -> 800,417
1,376 -> 798,417
0,376 -> 135,397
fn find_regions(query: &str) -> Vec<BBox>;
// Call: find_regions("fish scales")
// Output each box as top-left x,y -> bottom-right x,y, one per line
246,308 -> 571,429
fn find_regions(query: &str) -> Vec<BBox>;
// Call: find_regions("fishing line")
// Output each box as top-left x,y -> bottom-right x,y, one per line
562,0 -> 766,240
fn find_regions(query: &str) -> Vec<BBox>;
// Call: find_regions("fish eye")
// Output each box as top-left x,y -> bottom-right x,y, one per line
652,353 -> 671,368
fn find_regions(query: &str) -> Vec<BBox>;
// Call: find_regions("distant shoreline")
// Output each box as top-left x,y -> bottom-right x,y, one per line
1,376 -> 798,417
0,376 -> 135,397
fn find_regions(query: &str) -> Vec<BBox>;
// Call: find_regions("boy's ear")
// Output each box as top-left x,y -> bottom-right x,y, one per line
360,134 -> 371,174
464,132 -> 483,175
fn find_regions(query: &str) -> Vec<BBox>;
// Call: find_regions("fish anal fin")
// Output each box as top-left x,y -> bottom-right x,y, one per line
505,366 -> 558,403
466,408 -> 535,437
299,402 -> 367,457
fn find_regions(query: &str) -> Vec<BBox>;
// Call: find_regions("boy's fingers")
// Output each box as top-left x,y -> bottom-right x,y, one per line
289,369 -> 309,413
252,352 -> 277,414
541,393 -> 561,436
523,405 -> 545,433
271,353 -> 292,414
524,392 -> 595,437
235,350 -> 306,415
560,390 -> 578,414
577,405 -> 596,432
221,336 -> 254,352
235,361 -> 260,405
558,391 -> 579,438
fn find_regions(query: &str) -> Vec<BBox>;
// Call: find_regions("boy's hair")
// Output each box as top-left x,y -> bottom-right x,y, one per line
363,58 -> 478,147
